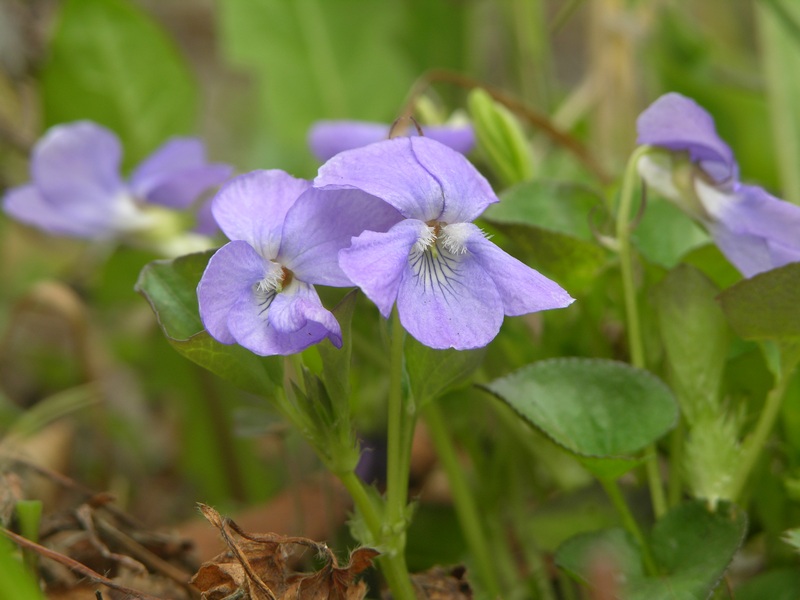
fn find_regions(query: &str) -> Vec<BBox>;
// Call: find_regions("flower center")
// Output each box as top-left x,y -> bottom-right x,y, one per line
409,221 -> 476,297
414,221 -> 472,256
254,263 -> 293,315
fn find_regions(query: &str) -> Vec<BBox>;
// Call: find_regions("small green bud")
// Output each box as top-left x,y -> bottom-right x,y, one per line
467,88 -> 535,187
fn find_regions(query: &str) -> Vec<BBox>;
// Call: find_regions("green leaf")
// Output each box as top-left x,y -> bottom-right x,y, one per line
486,222 -> 608,293
405,336 -> 485,407
718,262 -> 800,340
135,252 -> 282,396
486,179 -> 604,242
41,0 -> 197,166
556,501 -> 747,600
318,290 -> 358,408
633,196 -> 710,268
483,359 -> 678,477
219,0 -> 413,173
757,0 -> 800,204
468,88 -> 535,186
654,264 -> 729,424
0,536 -> 45,600
734,569 -> 800,600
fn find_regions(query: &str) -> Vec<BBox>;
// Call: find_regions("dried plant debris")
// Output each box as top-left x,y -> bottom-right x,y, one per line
1,457 -> 197,599
404,566 -> 473,600
192,504 -> 379,600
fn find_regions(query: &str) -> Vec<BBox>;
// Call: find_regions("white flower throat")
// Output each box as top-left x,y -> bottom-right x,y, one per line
409,221 -> 478,295
413,221 -> 473,255
254,262 -> 293,315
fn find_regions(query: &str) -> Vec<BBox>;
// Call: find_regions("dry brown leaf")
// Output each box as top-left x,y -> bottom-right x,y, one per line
405,566 -> 472,600
191,504 -> 379,600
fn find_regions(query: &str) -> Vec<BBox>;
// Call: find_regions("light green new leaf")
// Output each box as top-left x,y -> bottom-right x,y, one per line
718,262 -> 800,340
41,0 -> 197,167
135,252 -> 282,396
483,359 -> 677,477
556,501 -> 747,600
654,264 -> 729,425
468,88 -> 535,186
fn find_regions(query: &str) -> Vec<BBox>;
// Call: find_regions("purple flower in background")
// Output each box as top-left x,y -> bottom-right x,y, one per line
197,170 -> 402,356
2,121 -> 232,252
315,137 -> 574,350
308,119 -> 475,162
637,93 -> 800,277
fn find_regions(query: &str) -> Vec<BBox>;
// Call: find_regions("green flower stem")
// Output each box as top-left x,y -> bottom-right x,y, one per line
507,473 -> 556,600
600,478 -> 659,576
339,471 -> 383,538
615,146 -> 650,369
616,145 -> 667,520
422,400 -> 504,598
730,348 -> 800,503
338,471 -> 416,600
381,309 -> 417,600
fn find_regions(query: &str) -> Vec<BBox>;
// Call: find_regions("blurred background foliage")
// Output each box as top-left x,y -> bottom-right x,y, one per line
1,0 -> 800,596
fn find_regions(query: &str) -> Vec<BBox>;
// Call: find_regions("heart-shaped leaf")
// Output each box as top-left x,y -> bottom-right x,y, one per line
556,501 -> 747,600
718,262 -> 800,341
135,252 -> 282,396
483,358 -> 678,477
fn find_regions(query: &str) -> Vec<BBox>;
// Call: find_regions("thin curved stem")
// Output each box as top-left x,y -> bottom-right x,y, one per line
422,400 -> 504,598
615,146 -> 667,520
600,479 -> 659,577
730,347 -> 800,502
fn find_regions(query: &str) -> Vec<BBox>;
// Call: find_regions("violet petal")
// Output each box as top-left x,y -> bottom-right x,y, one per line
279,187 -> 403,286
31,122 -> 128,231
637,93 -> 737,183
315,137 -> 495,222
338,219 -> 427,318
465,228 -> 575,315
708,223 -> 774,278
308,119 -> 475,162
396,248 -> 503,350
130,138 -> 232,209
227,281 -> 341,356
3,184 -> 106,237
197,240 -> 269,345
211,170 -> 311,258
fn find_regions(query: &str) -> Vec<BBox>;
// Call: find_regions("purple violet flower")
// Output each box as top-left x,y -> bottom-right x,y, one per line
637,93 -> 800,277
2,121 -> 232,254
197,170 -> 402,356
308,119 -> 475,162
314,136 -> 574,350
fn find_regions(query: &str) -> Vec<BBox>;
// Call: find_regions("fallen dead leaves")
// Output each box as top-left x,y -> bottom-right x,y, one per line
1,460 -> 474,599
192,504 -> 378,600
